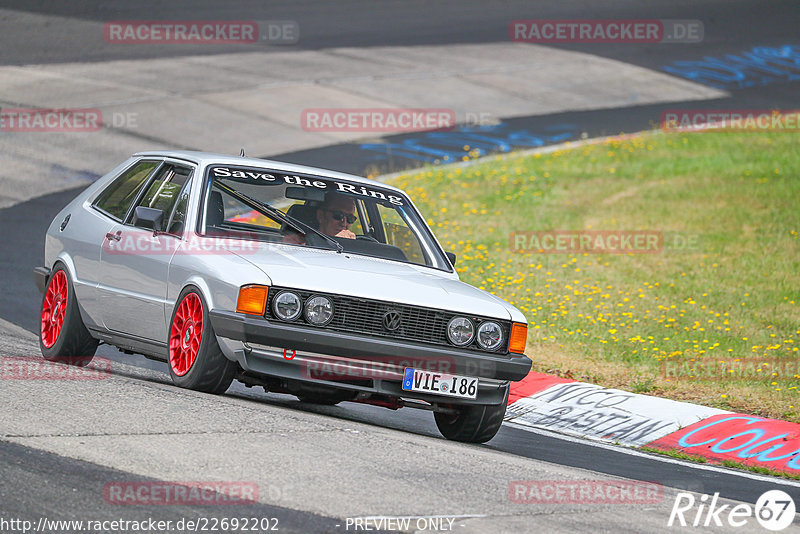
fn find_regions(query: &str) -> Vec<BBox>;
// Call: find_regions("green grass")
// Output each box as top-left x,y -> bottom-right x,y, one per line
640,446 -> 708,464
390,125 -> 800,421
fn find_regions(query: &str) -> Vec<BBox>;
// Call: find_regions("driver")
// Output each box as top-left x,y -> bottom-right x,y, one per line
282,192 -> 356,244
316,192 -> 357,239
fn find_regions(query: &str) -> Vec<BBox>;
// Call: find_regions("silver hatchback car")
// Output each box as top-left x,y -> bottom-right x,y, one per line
36,151 -> 531,443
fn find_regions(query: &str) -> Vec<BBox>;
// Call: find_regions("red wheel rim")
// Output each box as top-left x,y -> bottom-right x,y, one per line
41,270 -> 68,348
169,293 -> 203,376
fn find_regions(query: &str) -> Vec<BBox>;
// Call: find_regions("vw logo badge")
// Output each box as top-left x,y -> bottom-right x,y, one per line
382,310 -> 402,332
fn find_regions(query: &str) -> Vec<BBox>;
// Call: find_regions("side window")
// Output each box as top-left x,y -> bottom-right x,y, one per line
376,204 -> 426,265
165,179 -> 192,236
352,199 -> 368,235
93,160 -> 159,221
134,165 -> 192,217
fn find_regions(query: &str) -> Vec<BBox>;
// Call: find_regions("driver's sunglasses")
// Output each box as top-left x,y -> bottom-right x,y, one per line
326,210 -> 356,224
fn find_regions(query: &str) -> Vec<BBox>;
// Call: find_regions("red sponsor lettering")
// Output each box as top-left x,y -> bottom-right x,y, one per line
648,414 -> 800,474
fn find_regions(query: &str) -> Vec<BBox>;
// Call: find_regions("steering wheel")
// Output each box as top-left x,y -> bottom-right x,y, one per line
356,234 -> 379,242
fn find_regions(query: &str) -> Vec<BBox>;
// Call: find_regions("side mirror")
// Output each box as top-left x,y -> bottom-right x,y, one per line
446,251 -> 457,266
133,206 -> 164,233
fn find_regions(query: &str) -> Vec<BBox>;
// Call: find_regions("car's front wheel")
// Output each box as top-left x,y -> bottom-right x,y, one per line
434,386 -> 509,443
168,287 -> 237,394
39,265 -> 98,363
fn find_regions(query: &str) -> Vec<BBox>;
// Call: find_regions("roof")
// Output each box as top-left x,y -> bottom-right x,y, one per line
133,150 -> 403,193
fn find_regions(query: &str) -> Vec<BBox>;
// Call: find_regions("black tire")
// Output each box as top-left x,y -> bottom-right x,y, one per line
434,386 -> 509,443
168,286 -> 237,394
39,265 -> 98,365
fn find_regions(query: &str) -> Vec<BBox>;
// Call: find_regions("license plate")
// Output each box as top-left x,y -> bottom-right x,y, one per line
401,368 -> 478,399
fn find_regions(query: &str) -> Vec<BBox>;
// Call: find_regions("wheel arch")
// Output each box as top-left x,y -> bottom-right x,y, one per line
166,255 -> 271,363
50,253 -> 76,282
177,276 -> 215,308
46,255 -> 98,331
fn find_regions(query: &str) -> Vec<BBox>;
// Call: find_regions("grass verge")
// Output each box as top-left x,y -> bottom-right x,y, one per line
389,125 -> 800,422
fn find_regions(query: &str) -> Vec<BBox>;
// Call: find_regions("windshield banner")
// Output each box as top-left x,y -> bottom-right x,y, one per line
210,166 -> 404,205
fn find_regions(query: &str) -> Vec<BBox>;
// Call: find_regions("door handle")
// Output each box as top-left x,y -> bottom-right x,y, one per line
105,231 -> 122,242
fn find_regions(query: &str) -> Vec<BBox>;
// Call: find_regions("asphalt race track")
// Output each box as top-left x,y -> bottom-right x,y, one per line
2,1 -> 800,532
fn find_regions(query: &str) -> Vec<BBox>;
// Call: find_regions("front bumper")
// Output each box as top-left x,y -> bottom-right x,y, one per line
209,309 -> 532,382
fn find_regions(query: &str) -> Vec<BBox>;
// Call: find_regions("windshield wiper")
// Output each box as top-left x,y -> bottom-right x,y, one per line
213,183 -> 344,253
283,211 -> 344,254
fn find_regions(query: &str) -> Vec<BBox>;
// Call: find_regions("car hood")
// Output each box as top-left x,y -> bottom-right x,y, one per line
238,244 -> 516,320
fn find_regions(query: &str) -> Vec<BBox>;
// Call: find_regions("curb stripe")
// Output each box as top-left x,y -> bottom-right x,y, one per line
506,372 -> 800,475
505,376 -> 727,447
508,371 -> 574,405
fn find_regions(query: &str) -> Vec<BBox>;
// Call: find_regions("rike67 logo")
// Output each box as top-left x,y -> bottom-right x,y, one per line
668,490 -> 796,531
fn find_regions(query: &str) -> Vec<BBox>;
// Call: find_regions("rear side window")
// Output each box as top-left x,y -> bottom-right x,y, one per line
93,160 -> 159,221
134,165 -> 192,219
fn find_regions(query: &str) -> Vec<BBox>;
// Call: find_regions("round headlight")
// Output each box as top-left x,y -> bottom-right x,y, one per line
272,291 -> 302,321
447,317 -> 474,346
477,321 -> 503,351
304,295 -> 333,326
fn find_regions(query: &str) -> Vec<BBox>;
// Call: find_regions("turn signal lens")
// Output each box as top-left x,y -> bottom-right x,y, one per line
236,285 -> 269,315
509,322 -> 528,354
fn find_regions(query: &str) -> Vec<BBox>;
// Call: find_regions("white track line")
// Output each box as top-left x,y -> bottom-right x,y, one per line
503,420 -> 800,488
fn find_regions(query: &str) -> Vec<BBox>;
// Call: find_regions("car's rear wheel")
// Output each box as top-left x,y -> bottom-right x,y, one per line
39,266 -> 98,364
434,386 -> 509,443
168,287 -> 236,394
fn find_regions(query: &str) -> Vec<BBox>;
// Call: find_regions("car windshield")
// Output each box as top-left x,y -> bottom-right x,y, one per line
202,165 -> 451,270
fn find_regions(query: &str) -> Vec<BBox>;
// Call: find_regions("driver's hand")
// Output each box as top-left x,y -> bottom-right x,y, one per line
335,229 -> 356,239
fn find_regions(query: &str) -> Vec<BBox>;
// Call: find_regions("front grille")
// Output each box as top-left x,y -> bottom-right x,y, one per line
266,287 -> 509,353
